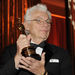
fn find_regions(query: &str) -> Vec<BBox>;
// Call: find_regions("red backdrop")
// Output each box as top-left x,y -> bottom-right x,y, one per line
47,16 -> 66,49
0,0 -> 67,54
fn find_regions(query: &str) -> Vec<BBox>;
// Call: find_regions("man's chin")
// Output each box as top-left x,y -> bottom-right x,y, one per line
40,36 -> 48,40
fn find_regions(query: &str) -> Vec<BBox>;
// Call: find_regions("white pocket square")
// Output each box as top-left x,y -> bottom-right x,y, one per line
49,59 -> 59,63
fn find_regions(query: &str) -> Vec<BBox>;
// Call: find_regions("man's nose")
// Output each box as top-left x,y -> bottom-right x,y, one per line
43,21 -> 49,26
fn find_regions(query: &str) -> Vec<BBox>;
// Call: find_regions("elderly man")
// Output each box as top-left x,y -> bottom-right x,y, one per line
0,4 -> 72,75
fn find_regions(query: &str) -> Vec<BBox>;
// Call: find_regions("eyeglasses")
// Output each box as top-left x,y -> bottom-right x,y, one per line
27,18 -> 52,25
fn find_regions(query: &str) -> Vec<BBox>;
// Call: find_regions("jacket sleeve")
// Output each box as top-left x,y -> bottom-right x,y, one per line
0,44 -> 19,75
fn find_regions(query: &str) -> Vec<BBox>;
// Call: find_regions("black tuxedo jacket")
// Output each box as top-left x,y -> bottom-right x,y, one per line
0,42 -> 72,75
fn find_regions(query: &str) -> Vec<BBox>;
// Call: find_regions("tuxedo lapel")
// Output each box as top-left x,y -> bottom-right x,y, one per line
43,42 -> 53,64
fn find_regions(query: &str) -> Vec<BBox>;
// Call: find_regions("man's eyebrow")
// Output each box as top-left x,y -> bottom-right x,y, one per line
36,17 -> 49,21
36,16 -> 42,20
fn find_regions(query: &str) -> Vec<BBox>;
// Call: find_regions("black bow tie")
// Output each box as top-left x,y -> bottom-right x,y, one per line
30,41 -> 45,49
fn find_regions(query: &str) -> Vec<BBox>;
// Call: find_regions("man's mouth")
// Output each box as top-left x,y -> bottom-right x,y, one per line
41,29 -> 49,32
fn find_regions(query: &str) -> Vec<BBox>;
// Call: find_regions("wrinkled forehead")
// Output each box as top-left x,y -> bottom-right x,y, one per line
31,10 -> 49,20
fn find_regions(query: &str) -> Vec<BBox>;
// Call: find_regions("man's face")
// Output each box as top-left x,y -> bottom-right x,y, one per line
26,11 -> 51,41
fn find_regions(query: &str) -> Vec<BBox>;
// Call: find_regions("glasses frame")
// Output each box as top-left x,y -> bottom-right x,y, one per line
26,18 -> 52,25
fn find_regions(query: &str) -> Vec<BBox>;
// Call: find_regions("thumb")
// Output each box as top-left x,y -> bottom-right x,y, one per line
27,34 -> 31,42
41,52 -> 46,63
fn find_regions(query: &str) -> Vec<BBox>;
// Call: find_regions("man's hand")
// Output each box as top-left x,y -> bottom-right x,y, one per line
17,34 -> 31,53
18,52 -> 46,75
14,34 -> 31,69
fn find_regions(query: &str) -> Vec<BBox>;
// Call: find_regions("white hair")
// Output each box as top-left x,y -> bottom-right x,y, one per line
24,4 -> 52,21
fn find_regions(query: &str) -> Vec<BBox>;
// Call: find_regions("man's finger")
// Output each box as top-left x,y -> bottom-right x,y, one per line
27,34 -> 31,42
41,52 -> 46,63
